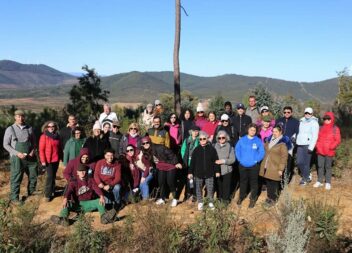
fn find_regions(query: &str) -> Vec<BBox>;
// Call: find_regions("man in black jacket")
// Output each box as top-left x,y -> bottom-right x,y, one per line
60,115 -> 81,151
233,103 -> 252,140
108,120 -> 123,157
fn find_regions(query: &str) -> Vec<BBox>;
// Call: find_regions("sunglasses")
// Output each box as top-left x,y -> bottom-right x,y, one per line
283,111 -> 292,114
126,149 -> 134,152
113,125 -> 120,128
304,112 -> 312,115
261,110 -> 269,113
197,111 -> 204,113
47,125 -> 55,128
170,116 -> 176,119
142,142 -> 150,145
218,137 -> 226,140
129,128 -> 138,131
156,104 -> 161,106
323,118 -> 331,121
199,138 -> 207,141
221,120 -> 228,122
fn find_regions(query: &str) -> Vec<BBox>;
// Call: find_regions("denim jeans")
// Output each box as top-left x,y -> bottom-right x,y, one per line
296,145 -> 312,182
104,184 -> 121,205
139,173 -> 154,200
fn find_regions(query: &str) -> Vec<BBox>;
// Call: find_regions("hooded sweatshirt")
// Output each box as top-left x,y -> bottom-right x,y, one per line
94,158 -> 122,187
296,116 -> 319,151
63,132 -> 85,166
235,135 -> 265,168
65,176 -> 103,202
63,148 -> 94,181
316,112 -> 341,157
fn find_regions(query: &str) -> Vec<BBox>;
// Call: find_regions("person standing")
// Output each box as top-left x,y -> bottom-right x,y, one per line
202,111 -> 219,143
223,101 -> 236,126
99,103 -> 118,127
246,96 -> 260,123
3,110 -> 38,203
314,112 -> 341,190
63,126 -> 85,167
296,107 -> 319,185
233,103 -> 252,139
147,116 -> 170,148
109,120 -> 123,157
164,113 -> 182,153
212,114 -> 238,146
194,103 -> 208,129
235,123 -> 265,208
259,116 -> 273,143
39,121 -> 62,202
119,123 -> 142,153
59,115 -> 80,151
139,103 -> 154,132
180,108 -> 195,142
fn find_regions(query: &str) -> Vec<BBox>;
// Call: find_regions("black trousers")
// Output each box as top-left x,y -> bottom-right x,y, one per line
217,172 -> 233,202
158,169 -> 176,200
239,165 -> 259,201
266,178 -> 280,202
45,162 -> 59,198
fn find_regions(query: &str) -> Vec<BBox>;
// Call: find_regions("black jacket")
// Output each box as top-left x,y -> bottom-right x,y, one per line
83,136 -> 110,162
276,117 -> 300,139
212,124 -> 238,146
109,131 -> 123,156
152,144 -> 179,165
190,143 -> 220,179
233,114 -> 252,138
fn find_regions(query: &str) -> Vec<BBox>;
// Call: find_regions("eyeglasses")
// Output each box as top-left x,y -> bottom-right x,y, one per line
197,111 -> 204,113
283,111 -> 292,114
199,138 -> 207,141
262,110 -> 269,113
221,120 -> 228,123
129,128 -> 138,131
126,149 -> 134,153
170,116 -> 176,119
218,137 -> 226,140
142,142 -> 150,145
113,125 -> 120,128
156,104 -> 161,106
304,112 -> 312,115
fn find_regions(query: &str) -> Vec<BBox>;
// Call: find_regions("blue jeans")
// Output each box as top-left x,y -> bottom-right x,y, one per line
296,145 -> 312,182
104,184 -> 121,205
139,173 -> 154,200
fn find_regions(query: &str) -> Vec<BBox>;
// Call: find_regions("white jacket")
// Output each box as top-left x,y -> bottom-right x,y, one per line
296,116 -> 319,151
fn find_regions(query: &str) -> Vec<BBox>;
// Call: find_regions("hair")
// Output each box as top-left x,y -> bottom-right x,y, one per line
41,121 -> 58,133
248,95 -> 256,100
103,103 -> 111,109
128,122 -> 140,132
103,122 -> 111,128
247,123 -> 258,133
167,113 -> 180,124
71,126 -> 84,135
68,114 -> 76,119
216,130 -> 230,142
208,111 -> 216,119
283,106 -> 293,112
198,131 -> 209,139
224,101 -> 232,109
273,124 -> 283,133
104,148 -> 115,155
180,108 -> 194,121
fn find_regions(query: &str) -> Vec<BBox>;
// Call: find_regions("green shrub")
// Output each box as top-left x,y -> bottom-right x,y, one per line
333,138 -> 352,178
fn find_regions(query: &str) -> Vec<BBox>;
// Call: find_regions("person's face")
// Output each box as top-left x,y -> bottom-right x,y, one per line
199,136 -> 207,146
15,114 -> 25,125
304,112 -> 312,119
104,152 -> 114,163
104,105 -> 110,114
170,114 -> 177,123
184,111 -> 191,120
197,111 -> 204,117
74,130 -> 82,139
283,109 -> 292,119
262,121 -> 270,128
156,103 -> 162,109
217,134 -> 226,144
272,128 -> 282,139
81,154 -> 89,164
93,128 -> 101,136
103,124 -> 111,133
153,119 -> 161,128
237,108 -> 244,115
191,130 -> 199,138
221,119 -> 229,126
323,118 -> 332,125
147,106 -> 153,113
225,105 -> 231,113
248,127 -> 257,137
208,113 -> 216,122
129,126 -> 138,134
142,140 -> 151,149
77,170 -> 86,180
112,125 -> 120,133
261,110 -> 269,116
126,147 -> 135,157
68,116 -> 76,125
249,98 -> 256,107
47,123 -> 56,133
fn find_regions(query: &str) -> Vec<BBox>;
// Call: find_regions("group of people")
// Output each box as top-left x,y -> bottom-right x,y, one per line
3,97 -> 341,225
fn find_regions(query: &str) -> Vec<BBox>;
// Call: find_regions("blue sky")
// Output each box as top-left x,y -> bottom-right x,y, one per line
1,0 -> 351,82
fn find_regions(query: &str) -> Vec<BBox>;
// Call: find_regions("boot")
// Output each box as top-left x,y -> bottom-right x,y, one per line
248,199 -> 256,209
100,209 -> 117,224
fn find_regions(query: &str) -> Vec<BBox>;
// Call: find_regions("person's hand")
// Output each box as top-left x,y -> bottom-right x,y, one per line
140,177 -> 146,184
215,160 -> 223,165
103,185 -> 110,191
99,196 -> 105,206
62,198 -> 68,209
17,152 -> 26,159
98,183 -> 104,189
187,174 -> 193,180
175,163 -> 182,169
41,162 -> 46,166
278,171 -> 283,176
215,173 -> 221,178
209,136 -> 213,142
28,150 -> 35,157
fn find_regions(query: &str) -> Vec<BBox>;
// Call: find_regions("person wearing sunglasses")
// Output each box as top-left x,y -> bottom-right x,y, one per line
39,121 -> 61,202
296,107 -> 319,185
188,131 -> 220,211
108,120 -> 123,157
194,102 -> 208,129
153,99 -> 164,118
214,130 -> 235,205
212,114 -> 238,146
119,123 -> 142,154
83,121 -> 111,163
235,123 -> 265,208
314,112 -> 341,190
139,103 -> 154,132
63,126 -> 86,167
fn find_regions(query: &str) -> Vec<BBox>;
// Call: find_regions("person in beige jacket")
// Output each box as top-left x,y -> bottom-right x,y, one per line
260,125 -> 292,205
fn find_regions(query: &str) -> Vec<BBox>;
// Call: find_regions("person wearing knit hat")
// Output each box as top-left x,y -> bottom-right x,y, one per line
140,103 -> 154,132
153,100 -> 164,118
195,102 -> 207,129
256,106 -> 275,128
93,120 -> 101,131
259,115 -> 273,143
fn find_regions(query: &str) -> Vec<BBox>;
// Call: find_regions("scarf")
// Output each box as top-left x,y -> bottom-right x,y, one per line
45,130 -> 60,140
268,135 -> 282,149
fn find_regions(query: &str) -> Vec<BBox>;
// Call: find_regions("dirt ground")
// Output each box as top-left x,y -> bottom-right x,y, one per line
0,161 -> 351,237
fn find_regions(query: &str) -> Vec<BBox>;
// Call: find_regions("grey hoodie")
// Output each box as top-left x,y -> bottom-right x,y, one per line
214,142 -> 236,175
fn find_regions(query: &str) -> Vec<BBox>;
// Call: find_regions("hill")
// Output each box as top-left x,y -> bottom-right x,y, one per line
0,60 -> 76,88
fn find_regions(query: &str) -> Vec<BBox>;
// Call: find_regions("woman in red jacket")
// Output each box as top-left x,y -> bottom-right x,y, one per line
39,121 -> 61,201
314,112 -> 341,190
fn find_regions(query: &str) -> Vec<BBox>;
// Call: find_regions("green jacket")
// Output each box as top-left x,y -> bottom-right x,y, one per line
181,136 -> 199,167
63,137 -> 85,166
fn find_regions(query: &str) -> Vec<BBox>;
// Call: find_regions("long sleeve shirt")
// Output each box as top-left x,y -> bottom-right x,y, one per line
3,123 -> 36,157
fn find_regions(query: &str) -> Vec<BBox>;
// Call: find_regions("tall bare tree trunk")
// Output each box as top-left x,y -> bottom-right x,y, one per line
174,0 -> 181,116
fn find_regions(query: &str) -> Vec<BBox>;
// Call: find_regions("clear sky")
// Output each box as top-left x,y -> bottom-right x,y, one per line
1,0 -> 351,82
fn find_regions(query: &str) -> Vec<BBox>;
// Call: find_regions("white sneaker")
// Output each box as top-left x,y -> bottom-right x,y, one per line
198,203 -> 203,211
170,199 -> 178,207
313,182 -> 323,188
208,202 -> 215,210
309,173 -> 312,181
325,183 -> 331,190
155,198 -> 165,205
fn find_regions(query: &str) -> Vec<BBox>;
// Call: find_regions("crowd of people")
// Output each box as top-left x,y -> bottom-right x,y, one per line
2,97 -> 341,225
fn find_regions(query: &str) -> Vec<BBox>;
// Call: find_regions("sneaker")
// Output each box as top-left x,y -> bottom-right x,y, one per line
155,198 -> 165,205
44,197 -> 51,202
248,199 -> 256,209
309,173 -> 312,181
101,209 -> 117,224
198,203 -> 203,211
325,183 -> 331,190
50,215 -> 69,226
313,182 -> 323,188
208,202 -> 215,210
299,180 -> 307,186
170,199 -> 178,207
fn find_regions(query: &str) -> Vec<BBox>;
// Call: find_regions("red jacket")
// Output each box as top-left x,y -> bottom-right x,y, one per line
316,112 -> 341,157
202,120 -> 219,138
94,159 -> 122,187
63,148 -> 95,181
39,132 -> 61,163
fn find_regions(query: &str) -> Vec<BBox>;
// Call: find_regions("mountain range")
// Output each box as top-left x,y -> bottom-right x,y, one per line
0,60 -> 338,104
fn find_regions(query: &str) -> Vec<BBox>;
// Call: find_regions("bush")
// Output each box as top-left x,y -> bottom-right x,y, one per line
333,138 -> 352,178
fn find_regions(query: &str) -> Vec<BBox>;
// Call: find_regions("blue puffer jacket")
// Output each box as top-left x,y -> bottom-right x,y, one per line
296,116 -> 319,151
235,135 -> 265,168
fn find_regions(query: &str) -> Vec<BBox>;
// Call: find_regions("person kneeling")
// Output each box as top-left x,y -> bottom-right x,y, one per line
50,164 -> 117,226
